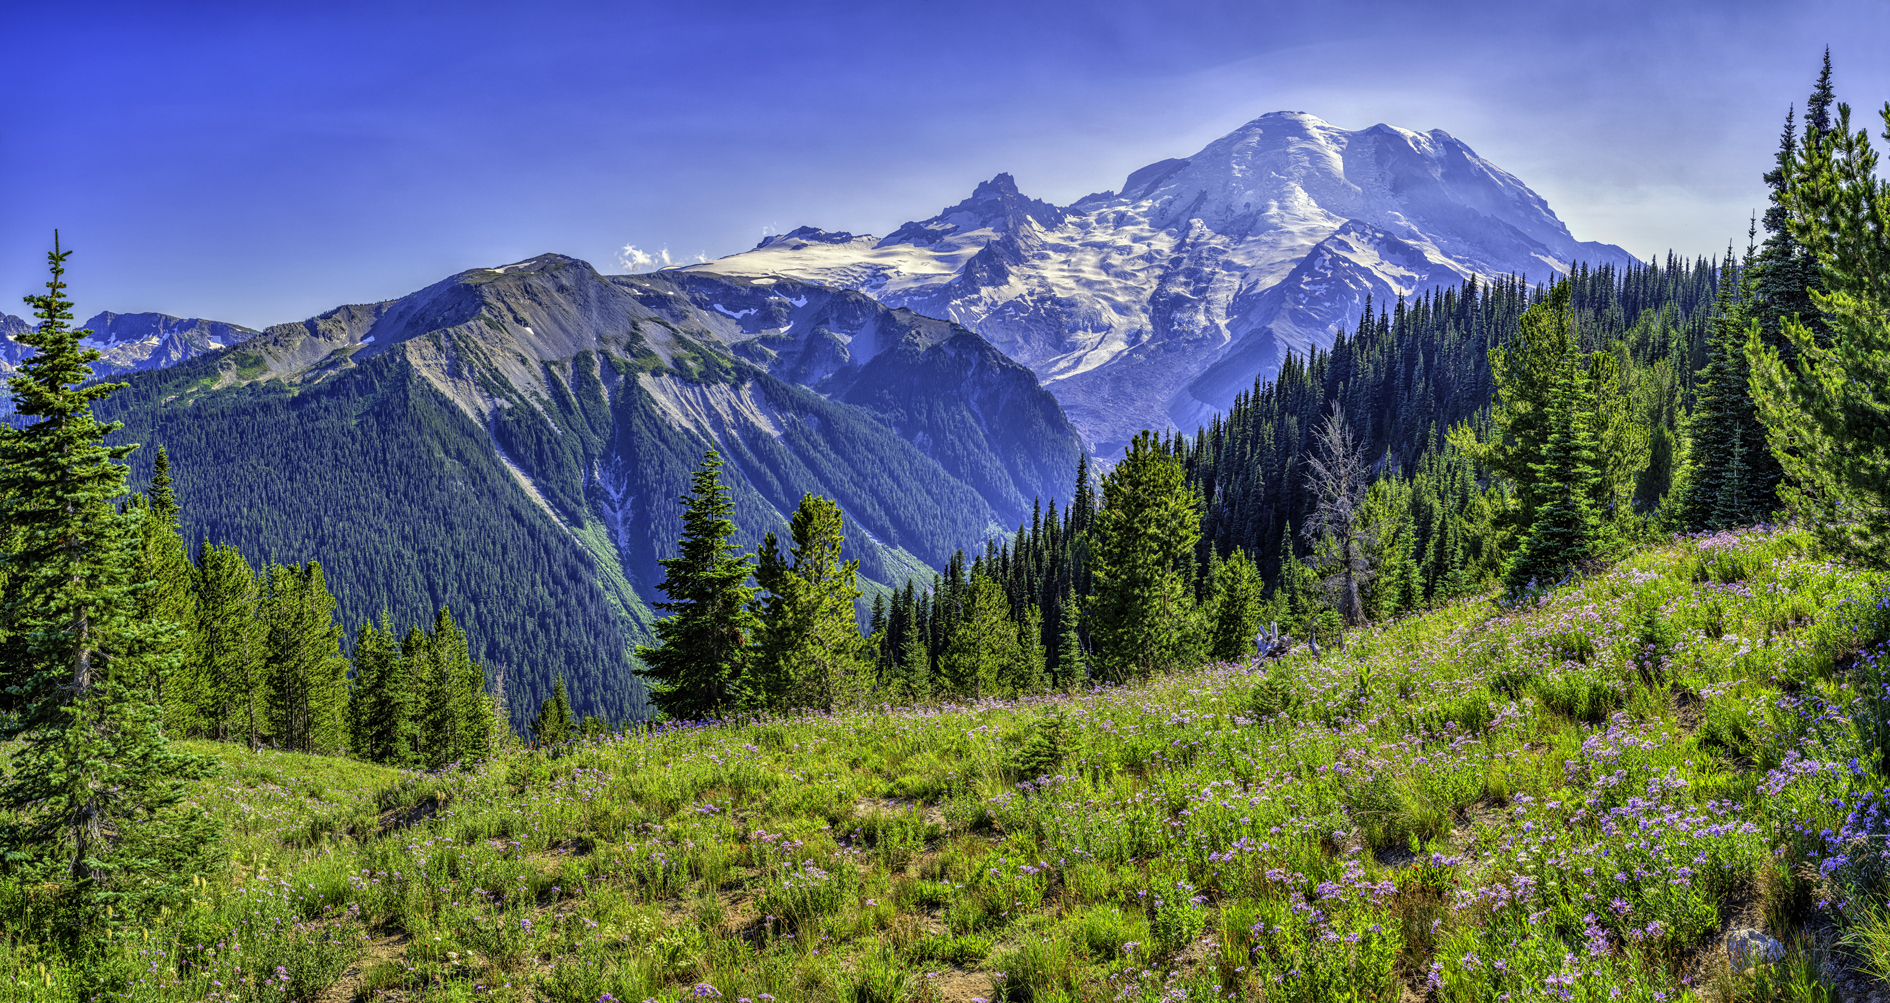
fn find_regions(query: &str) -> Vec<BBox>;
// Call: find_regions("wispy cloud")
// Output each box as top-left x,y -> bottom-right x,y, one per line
616,244 -> 674,272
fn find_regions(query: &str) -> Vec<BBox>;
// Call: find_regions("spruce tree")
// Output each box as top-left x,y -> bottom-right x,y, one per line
1505,350 -> 1603,591
1054,588 -> 1088,687
1088,431 -> 1203,682
0,237 -> 218,915
1752,99 -> 1890,568
260,561 -> 349,753
1206,548 -> 1265,661
190,540 -> 263,747
413,606 -> 490,767
532,673 -> 575,746
636,451 -> 760,720
749,493 -> 869,713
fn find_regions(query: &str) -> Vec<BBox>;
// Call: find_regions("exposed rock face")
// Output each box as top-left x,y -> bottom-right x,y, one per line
689,111 -> 1637,455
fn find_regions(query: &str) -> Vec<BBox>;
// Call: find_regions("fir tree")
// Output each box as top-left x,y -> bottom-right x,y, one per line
1053,588 -> 1088,687
637,451 -> 759,721
189,541 -> 263,747
532,674 -> 576,746
749,493 -> 869,713
413,606 -> 491,767
1679,248 -> 1775,529
0,236 -> 218,916
261,561 -> 350,753
1752,100 -> 1890,568
127,448 -> 194,733
1506,348 -> 1603,591
1206,548 -> 1266,661
1088,431 -> 1203,682
349,612 -> 416,765
940,574 -> 1019,698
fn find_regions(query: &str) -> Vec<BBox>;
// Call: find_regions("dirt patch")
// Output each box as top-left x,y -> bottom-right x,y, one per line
1673,687 -> 1705,733
316,933 -> 407,1003
919,967 -> 996,1002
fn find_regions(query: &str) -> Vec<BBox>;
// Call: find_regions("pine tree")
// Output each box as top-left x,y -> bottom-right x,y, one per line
0,237 -> 218,915
532,673 -> 576,746
1088,431 -> 1203,682
261,561 -> 349,753
749,493 -> 869,713
636,451 -> 760,720
1752,99 -> 1890,568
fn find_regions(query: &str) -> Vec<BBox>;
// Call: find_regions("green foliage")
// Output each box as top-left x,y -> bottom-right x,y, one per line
1753,100 -> 1890,569
1088,431 -> 1202,682
1206,548 -> 1265,660
0,237 -> 219,924
532,673 -> 576,746
260,561 -> 349,754
636,451 -> 761,720
749,493 -> 871,713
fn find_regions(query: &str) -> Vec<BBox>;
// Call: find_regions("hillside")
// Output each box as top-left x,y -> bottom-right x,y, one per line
95,254 -> 1085,726
689,112 -> 1638,454
12,526 -> 1890,1001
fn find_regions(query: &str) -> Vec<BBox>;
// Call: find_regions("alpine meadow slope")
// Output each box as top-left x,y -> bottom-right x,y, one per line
689,111 -> 1639,454
99,254 -> 1084,727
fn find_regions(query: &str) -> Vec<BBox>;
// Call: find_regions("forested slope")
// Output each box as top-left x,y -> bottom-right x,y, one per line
96,255 -> 1086,728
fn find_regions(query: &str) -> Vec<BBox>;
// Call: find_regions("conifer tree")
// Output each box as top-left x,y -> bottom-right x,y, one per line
1752,99 -> 1890,568
532,673 -> 576,746
1506,349 -> 1603,590
637,451 -> 759,720
0,237 -> 218,913
349,612 -> 416,765
190,541 -> 263,747
1301,405 -> 1375,625
749,493 -> 869,712
131,445 -> 195,732
1206,548 -> 1265,661
1088,431 -> 1203,682
1054,588 -> 1088,687
261,561 -> 349,753
1679,248 -> 1776,529
893,630 -> 932,700
940,574 -> 1018,698
413,606 -> 491,767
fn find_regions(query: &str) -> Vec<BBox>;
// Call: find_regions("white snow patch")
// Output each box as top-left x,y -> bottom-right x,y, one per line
775,291 -> 808,308
359,335 -> 375,344
713,303 -> 756,320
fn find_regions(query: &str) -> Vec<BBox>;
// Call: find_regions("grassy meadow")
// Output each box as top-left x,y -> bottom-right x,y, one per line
9,526 -> 1890,1002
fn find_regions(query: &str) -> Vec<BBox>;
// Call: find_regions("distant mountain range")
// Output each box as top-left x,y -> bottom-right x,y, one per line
688,111 -> 1638,454
0,310 -> 259,382
96,254 -> 1082,724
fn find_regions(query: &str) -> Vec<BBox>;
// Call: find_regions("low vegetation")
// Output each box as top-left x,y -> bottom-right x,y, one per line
8,526 -> 1890,1001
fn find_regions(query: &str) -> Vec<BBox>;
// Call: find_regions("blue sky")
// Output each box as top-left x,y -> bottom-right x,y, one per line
5,0 -> 1886,329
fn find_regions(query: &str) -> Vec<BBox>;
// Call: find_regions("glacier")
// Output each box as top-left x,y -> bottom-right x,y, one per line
686,111 -> 1638,455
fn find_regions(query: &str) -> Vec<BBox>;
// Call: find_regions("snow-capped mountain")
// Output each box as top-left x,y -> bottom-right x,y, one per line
0,310 -> 259,381
687,111 -> 1638,454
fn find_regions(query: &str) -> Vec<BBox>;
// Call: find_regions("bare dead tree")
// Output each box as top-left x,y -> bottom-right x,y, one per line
1301,403 -> 1376,626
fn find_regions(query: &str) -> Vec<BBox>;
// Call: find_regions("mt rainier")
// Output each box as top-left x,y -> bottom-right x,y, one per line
687,111 -> 1638,455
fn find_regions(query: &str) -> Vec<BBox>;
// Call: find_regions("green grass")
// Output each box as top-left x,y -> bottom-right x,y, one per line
5,526 -> 1890,1000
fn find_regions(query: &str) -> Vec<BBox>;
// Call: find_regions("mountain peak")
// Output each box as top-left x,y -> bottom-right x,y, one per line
880,173 -> 1065,248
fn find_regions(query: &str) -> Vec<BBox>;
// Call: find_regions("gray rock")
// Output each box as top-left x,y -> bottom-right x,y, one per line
1725,928 -> 1784,971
